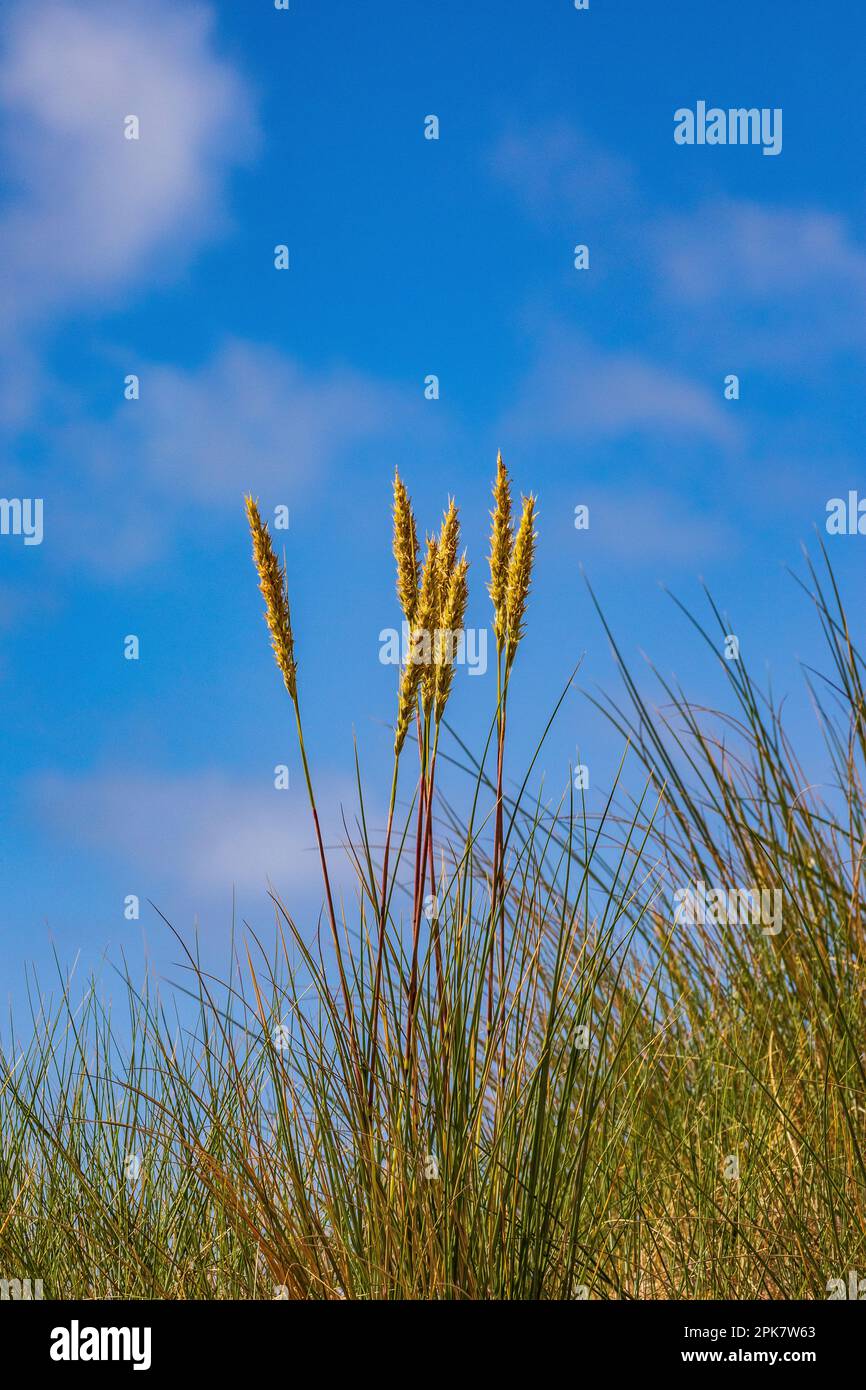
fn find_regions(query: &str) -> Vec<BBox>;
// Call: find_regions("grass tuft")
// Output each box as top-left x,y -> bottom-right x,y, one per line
1,485 -> 863,1300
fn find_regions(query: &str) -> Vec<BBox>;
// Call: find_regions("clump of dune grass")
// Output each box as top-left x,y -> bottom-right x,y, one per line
0,473 -> 864,1300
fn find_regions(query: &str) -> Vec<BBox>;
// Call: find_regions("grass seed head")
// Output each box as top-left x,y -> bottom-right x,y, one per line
436,497 -> 460,597
488,451 -> 513,649
245,495 -> 297,699
393,470 -> 420,627
418,535 -> 439,718
395,535 -> 438,751
505,493 -> 537,661
394,647 -> 424,756
435,554 -> 469,720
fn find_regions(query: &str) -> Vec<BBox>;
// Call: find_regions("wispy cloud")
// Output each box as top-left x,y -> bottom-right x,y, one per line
489,119 -> 637,219
27,767 -> 352,903
657,200 -> 866,304
128,342 -> 402,505
577,487 -> 739,564
654,200 -> 866,366
28,339 -> 410,574
0,0 -> 256,325
490,114 -> 866,374
502,326 -> 737,448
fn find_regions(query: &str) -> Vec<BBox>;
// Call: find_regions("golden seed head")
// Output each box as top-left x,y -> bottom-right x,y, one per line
393,470 -> 420,627
488,450 -> 513,648
505,493 -> 537,661
436,498 -> 460,604
435,554 -> 469,720
418,535 -> 439,718
394,647 -> 424,756
245,495 -> 297,699
417,534 -> 438,623
395,535 -> 438,752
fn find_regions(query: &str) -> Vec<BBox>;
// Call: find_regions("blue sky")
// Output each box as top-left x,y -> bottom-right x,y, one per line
2,0 -> 864,996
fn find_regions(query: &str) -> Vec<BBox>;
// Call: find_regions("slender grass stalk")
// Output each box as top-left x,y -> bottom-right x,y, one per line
487,457 -> 537,1071
368,473 -> 424,1108
244,497 -> 363,1105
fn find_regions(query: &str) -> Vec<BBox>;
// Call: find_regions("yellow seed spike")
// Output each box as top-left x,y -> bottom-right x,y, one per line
417,535 -> 439,718
245,496 -> 297,699
435,554 -> 469,720
394,534 -> 438,752
394,646 -> 424,756
436,497 -> 460,603
393,469 -> 420,627
505,493 -> 537,660
488,450 -> 513,649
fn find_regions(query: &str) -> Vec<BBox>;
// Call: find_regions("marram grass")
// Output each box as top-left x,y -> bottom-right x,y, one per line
1,466 -> 864,1300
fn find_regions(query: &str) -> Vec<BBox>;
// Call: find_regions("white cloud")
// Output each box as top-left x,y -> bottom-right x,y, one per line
502,326 -> 736,447
654,200 -> 866,365
27,767 -> 353,902
489,119 -> 636,219
657,200 -> 866,304
130,341 -> 399,504
0,578 -> 56,632
0,0 -> 256,322
35,339 -> 408,574
580,488 -> 738,564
